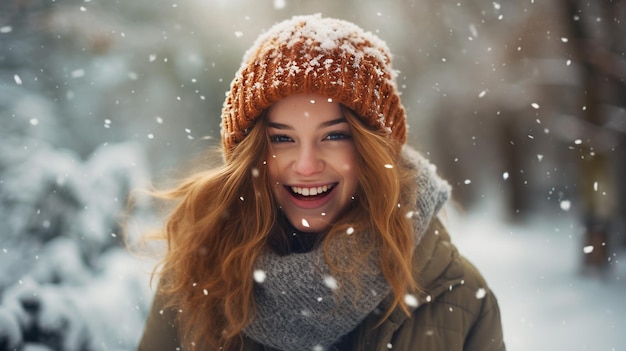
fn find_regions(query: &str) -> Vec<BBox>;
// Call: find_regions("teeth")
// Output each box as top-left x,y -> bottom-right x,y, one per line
291,184 -> 332,196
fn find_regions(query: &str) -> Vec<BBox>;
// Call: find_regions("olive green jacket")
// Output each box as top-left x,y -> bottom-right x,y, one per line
138,219 -> 505,350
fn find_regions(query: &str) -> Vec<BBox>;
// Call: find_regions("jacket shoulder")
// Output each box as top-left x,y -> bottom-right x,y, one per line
394,219 -> 506,350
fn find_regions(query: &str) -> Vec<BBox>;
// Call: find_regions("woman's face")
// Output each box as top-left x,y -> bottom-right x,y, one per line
266,93 -> 359,233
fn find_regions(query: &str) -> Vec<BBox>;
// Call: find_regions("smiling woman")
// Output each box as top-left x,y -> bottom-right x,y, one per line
137,13 -> 505,351
266,93 -> 358,233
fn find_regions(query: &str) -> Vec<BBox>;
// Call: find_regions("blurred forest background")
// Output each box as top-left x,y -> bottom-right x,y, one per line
0,0 -> 624,350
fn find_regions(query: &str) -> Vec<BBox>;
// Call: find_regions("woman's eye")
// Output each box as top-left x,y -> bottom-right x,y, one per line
269,135 -> 293,143
325,132 -> 352,141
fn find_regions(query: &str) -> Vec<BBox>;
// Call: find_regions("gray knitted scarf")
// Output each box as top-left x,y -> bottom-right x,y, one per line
243,146 -> 451,351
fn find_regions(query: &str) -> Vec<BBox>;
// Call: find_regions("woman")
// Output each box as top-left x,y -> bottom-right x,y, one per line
138,14 -> 505,351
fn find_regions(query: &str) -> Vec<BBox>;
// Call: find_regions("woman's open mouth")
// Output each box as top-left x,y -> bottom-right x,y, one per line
287,183 -> 336,200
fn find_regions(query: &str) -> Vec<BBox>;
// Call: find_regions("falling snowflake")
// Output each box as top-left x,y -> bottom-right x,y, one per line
71,69 -> 85,78
583,246 -> 594,254
476,288 -> 487,299
404,294 -> 418,307
253,270 -> 267,283
323,275 -> 338,290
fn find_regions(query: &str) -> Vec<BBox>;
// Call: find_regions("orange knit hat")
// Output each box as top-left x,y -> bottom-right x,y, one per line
221,14 -> 407,155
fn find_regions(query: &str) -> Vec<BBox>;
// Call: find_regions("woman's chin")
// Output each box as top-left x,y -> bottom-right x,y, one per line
287,216 -> 331,233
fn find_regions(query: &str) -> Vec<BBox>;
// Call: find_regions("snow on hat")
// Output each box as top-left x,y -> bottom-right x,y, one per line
220,13 -> 407,155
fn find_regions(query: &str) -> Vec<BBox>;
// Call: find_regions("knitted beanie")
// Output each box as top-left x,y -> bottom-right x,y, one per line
221,13 -> 407,155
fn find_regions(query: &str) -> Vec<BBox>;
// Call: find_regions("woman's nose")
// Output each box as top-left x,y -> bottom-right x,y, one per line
292,145 -> 324,176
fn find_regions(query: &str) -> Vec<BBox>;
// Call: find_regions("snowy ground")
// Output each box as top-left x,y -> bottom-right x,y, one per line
450,204 -> 625,351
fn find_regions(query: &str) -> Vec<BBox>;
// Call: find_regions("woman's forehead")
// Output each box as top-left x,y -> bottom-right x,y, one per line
267,93 -> 343,123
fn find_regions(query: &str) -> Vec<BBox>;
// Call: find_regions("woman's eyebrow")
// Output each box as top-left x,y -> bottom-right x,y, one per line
267,117 -> 347,130
319,117 -> 348,128
267,122 -> 292,130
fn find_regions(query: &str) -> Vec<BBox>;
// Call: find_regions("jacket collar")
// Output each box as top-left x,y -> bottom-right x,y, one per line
353,217 -> 464,348
385,217 -> 464,325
